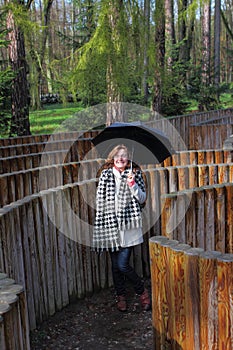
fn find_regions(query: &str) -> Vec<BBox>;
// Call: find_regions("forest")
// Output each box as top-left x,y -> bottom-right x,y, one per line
0,0 -> 233,136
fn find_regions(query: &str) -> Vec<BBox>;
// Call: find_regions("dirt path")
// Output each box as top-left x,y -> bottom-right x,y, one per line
30,280 -> 153,349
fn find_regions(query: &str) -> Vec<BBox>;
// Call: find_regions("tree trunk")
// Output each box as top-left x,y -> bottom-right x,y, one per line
7,7 -> 31,136
201,0 -> 211,87
106,0 -> 124,125
165,0 -> 175,70
142,0 -> 150,104
28,0 -> 54,109
152,0 -> 165,113
214,0 -> 221,88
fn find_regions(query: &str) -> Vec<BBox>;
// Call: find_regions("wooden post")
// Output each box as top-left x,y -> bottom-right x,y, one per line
199,250 -> 221,350
208,164 -> 218,185
184,190 -> 196,246
183,247 -> 204,350
188,165 -> 198,188
0,276 -> 30,350
217,254 -> 233,350
161,193 -> 177,240
170,243 -> 191,348
149,236 -> 169,349
168,167 -> 178,193
198,165 -> 209,187
225,185 -> 233,253
177,166 -> 188,190
195,188 -> 205,249
218,164 -> 229,184
204,186 -> 215,251
0,176 -> 8,207
214,185 -> 226,253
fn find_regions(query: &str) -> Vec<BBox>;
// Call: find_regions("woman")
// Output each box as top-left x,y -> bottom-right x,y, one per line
93,144 -> 150,311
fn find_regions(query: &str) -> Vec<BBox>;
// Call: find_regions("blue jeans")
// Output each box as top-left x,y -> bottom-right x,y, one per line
110,247 -> 144,296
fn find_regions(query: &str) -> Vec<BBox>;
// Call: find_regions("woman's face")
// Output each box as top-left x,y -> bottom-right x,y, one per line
113,148 -> 128,171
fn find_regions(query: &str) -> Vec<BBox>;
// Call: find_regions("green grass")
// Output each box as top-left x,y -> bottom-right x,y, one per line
220,92 -> 233,107
29,95 -> 233,135
29,103 -> 84,135
1,93 -> 233,138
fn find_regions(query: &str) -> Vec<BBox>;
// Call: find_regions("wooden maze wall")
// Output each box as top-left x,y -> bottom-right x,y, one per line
1,108 -> 233,349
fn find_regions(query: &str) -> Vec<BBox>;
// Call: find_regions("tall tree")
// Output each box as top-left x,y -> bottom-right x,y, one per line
214,0 -> 221,87
152,0 -> 165,113
201,0 -> 211,87
142,0 -> 150,104
27,0 -> 54,110
6,0 -> 31,136
0,17 -> 14,136
164,0 -> 175,70
106,0 -> 126,125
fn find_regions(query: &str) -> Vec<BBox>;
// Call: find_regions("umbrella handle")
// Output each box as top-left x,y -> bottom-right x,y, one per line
130,147 -> 134,172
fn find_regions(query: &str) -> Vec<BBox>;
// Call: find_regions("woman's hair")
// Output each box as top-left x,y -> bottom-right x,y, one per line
106,144 -> 130,163
96,144 -> 148,204
96,144 -> 143,177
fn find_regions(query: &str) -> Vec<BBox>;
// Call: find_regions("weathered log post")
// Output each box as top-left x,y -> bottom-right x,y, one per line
149,236 -> 168,348
203,186 -> 215,251
214,185 -> 226,253
217,253 -> 233,350
169,243 -> 191,348
225,184 -> 233,253
0,274 -> 30,350
149,236 -> 179,349
161,193 -> 177,240
183,247 -> 204,350
199,250 -> 221,350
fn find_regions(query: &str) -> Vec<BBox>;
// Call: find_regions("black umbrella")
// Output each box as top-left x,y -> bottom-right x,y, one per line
91,121 -> 176,164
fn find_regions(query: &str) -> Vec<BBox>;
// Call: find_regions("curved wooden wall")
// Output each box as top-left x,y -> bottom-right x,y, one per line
0,109 -> 233,349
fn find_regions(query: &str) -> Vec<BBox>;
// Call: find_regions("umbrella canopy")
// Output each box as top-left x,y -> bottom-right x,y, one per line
92,121 -> 176,164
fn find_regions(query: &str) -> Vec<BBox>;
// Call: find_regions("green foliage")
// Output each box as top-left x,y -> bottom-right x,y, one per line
157,56 -> 189,116
4,2 -> 40,34
186,65 -> 223,111
69,0 -> 138,106
0,67 -> 14,136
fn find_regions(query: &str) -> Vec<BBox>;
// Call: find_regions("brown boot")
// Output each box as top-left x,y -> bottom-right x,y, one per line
116,295 -> 127,312
139,289 -> 151,311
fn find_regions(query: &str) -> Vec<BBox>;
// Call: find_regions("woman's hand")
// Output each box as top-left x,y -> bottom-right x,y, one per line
127,172 -> 135,187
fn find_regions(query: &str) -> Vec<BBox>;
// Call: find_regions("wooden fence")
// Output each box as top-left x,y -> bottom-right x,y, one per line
1,147 -> 233,207
2,154 -> 233,207
160,182 -> 233,253
1,108 -> 233,347
0,130 -> 98,147
0,140 -> 94,180
149,236 -> 233,350
189,124 -> 233,149
1,167 -> 233,332
0,159 -> 103,207
147,107 -> 233,149
0,175 -> 155,330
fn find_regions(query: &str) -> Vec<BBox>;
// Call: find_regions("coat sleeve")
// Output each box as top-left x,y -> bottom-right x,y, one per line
129,183 -> 146,204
